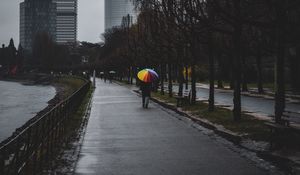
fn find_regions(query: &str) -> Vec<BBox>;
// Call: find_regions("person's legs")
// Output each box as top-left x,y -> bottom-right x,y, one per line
142,95 -> 145,108
145,96 -> 149,108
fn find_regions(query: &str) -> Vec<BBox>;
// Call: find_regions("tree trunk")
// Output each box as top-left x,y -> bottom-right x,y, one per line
160,64 -> 165,95
233,60 -> 242,121
217,55 -> 224,89
208,35 -> 215,111
128,66 -> 131,84
191,63 -> 196,104
232,1 -> 242,121
173,64 -> 178,83
241,56 -> 248,92
178,64 -> 184,96
185,65 -> 189,90
168,63 -> 173,97
229,56 -> 234,90
274,3 -> 286,124
130,66 -> 133,84
256,48 -> 264,94
177,47 -> 184,96
274,43 -> 285,124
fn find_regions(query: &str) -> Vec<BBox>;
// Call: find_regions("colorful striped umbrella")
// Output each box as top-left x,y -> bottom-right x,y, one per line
137,69 -> 159,83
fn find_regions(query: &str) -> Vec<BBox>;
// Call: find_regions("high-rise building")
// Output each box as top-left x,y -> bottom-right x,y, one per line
54,0 -> 77,44
105,0 -> 137,30
20,0 -> 77,51
20,0 -> 56,51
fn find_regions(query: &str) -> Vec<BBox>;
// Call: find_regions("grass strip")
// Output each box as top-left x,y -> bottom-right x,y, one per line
152,92 -> 270,141
53,76 -> 86,98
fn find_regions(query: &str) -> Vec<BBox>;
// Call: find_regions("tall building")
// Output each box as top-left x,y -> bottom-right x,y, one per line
20,0 -> 77,51
105,0 -> 137,30
54,0 -> 77,44
20,0 -> 56,51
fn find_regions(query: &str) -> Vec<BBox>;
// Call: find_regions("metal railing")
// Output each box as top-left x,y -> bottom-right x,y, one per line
0,78 -> 91,174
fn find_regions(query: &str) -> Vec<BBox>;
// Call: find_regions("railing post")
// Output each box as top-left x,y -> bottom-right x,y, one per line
39,118 -> 46,172
24,127 -> 32,174
32,123 -> 39,174
12,140 -> 19,174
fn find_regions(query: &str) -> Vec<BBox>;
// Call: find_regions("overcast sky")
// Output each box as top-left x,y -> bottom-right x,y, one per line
0,0 -> 105,46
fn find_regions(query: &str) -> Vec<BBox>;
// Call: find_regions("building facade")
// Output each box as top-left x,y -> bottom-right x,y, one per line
20,0 -> 56,51
54,0 -> 77,44
20,0 -> 77,51
105,0 -> 137,30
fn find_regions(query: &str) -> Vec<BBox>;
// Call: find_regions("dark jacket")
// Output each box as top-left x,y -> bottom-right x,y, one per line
140,82 -> 151,97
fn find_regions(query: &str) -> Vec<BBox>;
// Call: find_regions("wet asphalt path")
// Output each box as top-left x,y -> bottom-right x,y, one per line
74,79 -> 267,175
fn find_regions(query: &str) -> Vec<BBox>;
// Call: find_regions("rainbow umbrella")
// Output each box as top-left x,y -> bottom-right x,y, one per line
137,69 -> 159,83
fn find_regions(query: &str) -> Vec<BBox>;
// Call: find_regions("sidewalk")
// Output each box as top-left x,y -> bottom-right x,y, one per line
74,79 -> 271,175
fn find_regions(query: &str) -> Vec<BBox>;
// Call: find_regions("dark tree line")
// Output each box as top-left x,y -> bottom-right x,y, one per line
1,32 -> 99,74
30,32 -> 81,71
85,0 -> 300,123
0,38 -> 24,75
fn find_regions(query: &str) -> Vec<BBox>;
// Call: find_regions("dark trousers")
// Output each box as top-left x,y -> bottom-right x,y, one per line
142,95 -> 149,107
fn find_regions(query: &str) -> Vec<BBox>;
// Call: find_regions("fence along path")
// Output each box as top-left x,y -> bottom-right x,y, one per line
0,78 -> 90,175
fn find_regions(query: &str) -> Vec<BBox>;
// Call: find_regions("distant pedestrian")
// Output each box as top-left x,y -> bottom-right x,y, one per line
140,82 -> 151,108
104,73 -> 107,83
109,73 -> 112,83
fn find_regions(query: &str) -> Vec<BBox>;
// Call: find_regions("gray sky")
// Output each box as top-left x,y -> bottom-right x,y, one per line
0,0 -> 105,46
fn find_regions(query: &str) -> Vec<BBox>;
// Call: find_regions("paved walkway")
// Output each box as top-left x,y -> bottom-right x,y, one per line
74,79 -> 267,175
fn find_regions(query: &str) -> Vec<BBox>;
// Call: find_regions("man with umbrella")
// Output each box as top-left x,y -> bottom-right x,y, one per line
138,69 -> 159,108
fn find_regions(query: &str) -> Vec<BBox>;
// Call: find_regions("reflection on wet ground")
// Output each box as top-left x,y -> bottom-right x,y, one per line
74,79 -> 275,175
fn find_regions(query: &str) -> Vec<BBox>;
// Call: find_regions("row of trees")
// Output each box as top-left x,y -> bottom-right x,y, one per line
30,32 -> 83,71
0,32 -> 99,74
0,39 -> 24,75
97,0 -> 300,123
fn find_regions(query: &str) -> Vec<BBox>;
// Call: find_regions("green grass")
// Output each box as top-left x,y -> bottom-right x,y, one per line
73,87 -> 93,121
152,92 -> 178,104
152,93 -> 270,141
57,76 -> 93,134
53,77 -> 86,98
184,102 -> 269,141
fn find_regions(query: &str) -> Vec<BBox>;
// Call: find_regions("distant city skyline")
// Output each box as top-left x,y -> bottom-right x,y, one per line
20,0 -> 78,50
0,0 -> 104,46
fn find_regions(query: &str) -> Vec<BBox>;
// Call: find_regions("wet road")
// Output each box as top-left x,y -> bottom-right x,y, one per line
0,81 -> 56,141
75,79 -> 268,175
170,84 -> 300,119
